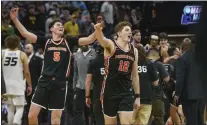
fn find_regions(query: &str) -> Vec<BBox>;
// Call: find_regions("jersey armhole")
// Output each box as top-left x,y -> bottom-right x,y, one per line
105,41 -> 116,58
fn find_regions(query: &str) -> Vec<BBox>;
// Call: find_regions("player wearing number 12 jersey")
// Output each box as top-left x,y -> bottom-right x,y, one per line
94,21 -> 140,125
10,7 -> 96,125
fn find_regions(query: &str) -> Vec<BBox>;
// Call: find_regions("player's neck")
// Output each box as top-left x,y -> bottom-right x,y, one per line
8,48 -> 18,51
116,38 -> 129,50
52,34 -> 62,41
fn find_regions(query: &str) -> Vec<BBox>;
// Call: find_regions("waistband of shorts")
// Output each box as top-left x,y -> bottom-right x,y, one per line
41,75 -> 67,81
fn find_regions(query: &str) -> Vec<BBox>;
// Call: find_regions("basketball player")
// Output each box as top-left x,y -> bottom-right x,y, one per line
2,35 -> 32,125
132,44 -> 159,125
85,44 -> 105,125
94,21 -> 140,125
10,8 -> 97,125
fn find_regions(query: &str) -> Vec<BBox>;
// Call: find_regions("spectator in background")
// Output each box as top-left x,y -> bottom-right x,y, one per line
17,3 -> 26,22
45,10 -> 57,37
2,16 -> 15,36
23,4 -> 38,32
100,1 -> 114,38
132,29 -> 142,48
145,33 -> 168,63
36,2 -> 48,34
71,1 -> 87,10
78,10 -> 93,37
72,45 -> 96,125
64,14 -> 80,37
60,6 -> 71,24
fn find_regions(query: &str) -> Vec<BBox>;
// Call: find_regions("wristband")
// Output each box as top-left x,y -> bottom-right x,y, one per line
134,94 -> 140,99
85,96 -> 90,98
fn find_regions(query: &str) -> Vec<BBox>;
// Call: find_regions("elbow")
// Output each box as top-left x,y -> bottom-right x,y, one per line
21,31 -> 28,38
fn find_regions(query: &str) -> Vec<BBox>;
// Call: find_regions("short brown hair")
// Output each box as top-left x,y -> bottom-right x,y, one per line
132,29 -> 141,36
5,35 -> 21,50
159,32 -> 168,40
49,19 -> 63,30
115,21 -> 132,34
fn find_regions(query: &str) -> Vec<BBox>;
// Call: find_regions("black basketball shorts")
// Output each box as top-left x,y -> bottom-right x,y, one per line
103,94 -> 134,117
31,76 -> 68,110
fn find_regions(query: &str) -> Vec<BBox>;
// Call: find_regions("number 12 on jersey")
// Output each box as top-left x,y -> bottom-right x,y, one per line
118,60 -> 130,72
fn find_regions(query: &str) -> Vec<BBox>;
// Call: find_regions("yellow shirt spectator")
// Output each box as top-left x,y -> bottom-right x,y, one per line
64,14 -> 79,37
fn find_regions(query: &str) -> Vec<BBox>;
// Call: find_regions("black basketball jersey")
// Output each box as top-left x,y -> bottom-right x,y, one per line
102,41 -> 135,96
138,59 -> 158,101
42,38 -> 72,79
87,54 -> 105,99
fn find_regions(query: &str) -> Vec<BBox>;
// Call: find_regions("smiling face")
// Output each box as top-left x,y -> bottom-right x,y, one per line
50,22 -> 64,36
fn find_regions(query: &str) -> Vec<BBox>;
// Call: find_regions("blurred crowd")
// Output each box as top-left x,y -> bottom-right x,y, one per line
2,1 -> 161,51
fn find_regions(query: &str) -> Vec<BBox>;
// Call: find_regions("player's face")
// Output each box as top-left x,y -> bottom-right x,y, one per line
133,32 -> 141,43
120,26 -> 132,43
51,22 -> 64,36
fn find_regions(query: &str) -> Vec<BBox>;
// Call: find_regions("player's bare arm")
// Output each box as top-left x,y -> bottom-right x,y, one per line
85,74 -> 93,108
94,22 -> 114,56
78,32 -> 96,46
10,8 -> 37,43
131,48 -> 140,96
21,52 -> 32,95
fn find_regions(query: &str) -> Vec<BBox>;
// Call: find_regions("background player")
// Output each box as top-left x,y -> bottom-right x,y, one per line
94,21 -> 140,125
10,7 -> 97,125
85,44 -> 105,125
2,35 -> 32,125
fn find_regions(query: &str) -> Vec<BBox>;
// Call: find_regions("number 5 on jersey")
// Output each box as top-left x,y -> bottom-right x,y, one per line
53,52 -> 60,62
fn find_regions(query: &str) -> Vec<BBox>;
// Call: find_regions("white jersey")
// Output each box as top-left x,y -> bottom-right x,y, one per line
2,49 -> 25,95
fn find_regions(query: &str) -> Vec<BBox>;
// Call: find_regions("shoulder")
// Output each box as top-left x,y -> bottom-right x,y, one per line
33,55 -> 43,61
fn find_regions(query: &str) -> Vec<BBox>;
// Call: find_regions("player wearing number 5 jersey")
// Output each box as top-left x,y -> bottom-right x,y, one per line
94,21 -> 140,125
10,8 -> 97,125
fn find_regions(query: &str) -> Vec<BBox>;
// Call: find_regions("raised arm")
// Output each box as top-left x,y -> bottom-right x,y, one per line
94,23 -> 114,53
78,32 -> 97,46
10,8 -> 37,43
